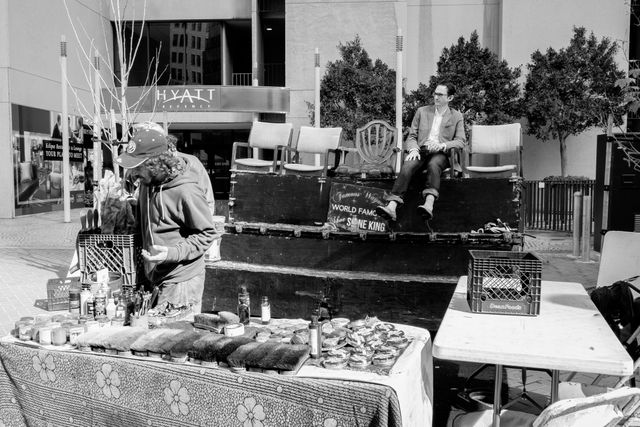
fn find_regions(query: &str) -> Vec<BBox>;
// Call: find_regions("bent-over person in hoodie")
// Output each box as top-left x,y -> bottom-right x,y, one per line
117,125 -> 216,314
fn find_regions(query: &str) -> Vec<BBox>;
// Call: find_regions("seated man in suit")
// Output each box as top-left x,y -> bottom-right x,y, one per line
376,82 -> 466,221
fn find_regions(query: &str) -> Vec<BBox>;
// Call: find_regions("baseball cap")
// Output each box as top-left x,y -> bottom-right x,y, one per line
116,127 -> 169,169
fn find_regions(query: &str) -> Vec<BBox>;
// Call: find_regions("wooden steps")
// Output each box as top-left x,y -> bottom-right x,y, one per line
204,173 -> 525,334
204,261 -> 458,334
219,231 -> 517,276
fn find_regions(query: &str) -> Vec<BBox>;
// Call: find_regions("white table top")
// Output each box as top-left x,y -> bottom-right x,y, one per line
433,276 -> 633,376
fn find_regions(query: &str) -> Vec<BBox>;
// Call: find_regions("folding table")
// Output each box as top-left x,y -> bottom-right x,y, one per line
433,276 -> 633,427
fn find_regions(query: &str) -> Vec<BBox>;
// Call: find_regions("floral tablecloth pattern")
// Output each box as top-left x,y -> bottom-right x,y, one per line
0,341 -> 401,427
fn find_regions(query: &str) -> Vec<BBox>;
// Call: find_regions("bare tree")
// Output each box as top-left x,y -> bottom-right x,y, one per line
63,0 -> 164,182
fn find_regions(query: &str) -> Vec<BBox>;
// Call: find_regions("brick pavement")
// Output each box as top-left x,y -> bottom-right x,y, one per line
0,209 -> 80,337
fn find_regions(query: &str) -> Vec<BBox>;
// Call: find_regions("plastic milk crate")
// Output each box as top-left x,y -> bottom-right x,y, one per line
467,250 -> 542,316
78,233 -> 143,288
46,277 -> 81,311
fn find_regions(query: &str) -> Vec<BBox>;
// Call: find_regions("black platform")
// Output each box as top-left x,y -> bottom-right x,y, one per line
228,174 -> 524,233
205,173 -> 525,334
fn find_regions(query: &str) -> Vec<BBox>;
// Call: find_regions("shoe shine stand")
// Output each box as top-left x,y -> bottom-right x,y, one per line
203,173 -> 524,335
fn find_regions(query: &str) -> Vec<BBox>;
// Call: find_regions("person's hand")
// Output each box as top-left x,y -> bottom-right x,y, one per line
141,245 -> 168,264
405,149 -> 420,161
425,141 -> 443,153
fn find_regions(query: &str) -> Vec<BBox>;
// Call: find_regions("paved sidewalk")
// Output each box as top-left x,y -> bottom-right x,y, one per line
0,209 -> 81,337
524,230 -> 600,290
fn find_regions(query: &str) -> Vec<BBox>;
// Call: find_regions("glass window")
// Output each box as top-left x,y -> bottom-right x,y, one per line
113,20 -> 230,86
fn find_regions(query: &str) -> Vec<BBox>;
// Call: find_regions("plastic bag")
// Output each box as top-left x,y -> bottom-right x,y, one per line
98,170 -> 137,234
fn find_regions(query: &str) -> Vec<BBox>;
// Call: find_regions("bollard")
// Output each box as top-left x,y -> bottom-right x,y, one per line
572,192 -> 582,258
581,195 -> 592,262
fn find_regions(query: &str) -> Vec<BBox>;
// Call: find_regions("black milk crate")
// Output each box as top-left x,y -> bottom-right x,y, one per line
78,233 -> 143,287
46,277 -> 81,311
467,250 -> 542,316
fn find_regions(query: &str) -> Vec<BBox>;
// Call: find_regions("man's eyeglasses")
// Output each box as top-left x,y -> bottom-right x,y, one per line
434,92 -> 448,97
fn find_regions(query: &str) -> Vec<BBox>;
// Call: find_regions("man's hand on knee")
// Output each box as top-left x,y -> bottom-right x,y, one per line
405,149 -> 420,161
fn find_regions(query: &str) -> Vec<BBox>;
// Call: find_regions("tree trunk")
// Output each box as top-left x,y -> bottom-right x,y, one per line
559,135 -> 567,177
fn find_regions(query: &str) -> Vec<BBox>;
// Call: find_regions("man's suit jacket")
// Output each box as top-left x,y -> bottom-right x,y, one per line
405,105 -> 466,152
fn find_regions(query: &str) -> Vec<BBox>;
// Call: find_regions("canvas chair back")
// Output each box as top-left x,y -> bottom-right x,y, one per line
295,126 -> 343,166
597,231 -> 640,289
249,121 -> 294,150
470,123 -> 522,154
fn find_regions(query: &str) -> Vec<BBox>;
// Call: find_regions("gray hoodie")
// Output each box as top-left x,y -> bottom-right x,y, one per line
138,157 -> 216,284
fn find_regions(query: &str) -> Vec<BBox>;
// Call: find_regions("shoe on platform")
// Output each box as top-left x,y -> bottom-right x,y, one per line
416,204 -> 433,220
375,204 -> 397,222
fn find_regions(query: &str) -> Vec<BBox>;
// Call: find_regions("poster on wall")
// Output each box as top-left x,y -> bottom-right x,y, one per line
13,134 -> 86,207
10,107 -> 93,215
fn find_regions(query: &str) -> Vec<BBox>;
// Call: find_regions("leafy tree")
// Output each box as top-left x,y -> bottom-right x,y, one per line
404,31 -> 522,136
308,36 -> 396,142
524,27 -> 625,176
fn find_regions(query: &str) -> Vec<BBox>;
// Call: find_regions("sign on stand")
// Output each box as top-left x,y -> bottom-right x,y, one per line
327,182 -> 388,232
43,138 -> 84,162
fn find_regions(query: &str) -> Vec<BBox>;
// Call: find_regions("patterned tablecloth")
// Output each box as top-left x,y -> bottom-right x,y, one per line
0,324 -> 432,427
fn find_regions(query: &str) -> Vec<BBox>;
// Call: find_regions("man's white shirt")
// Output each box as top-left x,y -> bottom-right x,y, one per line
425,106 -> 449,145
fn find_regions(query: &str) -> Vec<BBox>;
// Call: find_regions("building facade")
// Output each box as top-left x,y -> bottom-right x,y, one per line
0,0 -> 630,217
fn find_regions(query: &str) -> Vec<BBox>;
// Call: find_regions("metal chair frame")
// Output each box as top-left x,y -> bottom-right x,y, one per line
230,121 -> 294,174
278,126 -> 343,179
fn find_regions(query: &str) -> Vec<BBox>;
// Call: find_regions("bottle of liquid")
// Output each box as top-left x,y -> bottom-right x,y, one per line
93,285 -> 106,318
261,296 -> 271,325
80,283 -> 92,316
68,285 -> 81,314
237,286 -> 250,325
309,315 -> 322,359
123,288 -> 135,326
115,297 -> 126,319
106,298 -> 116,320
86,289 -> 95,319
